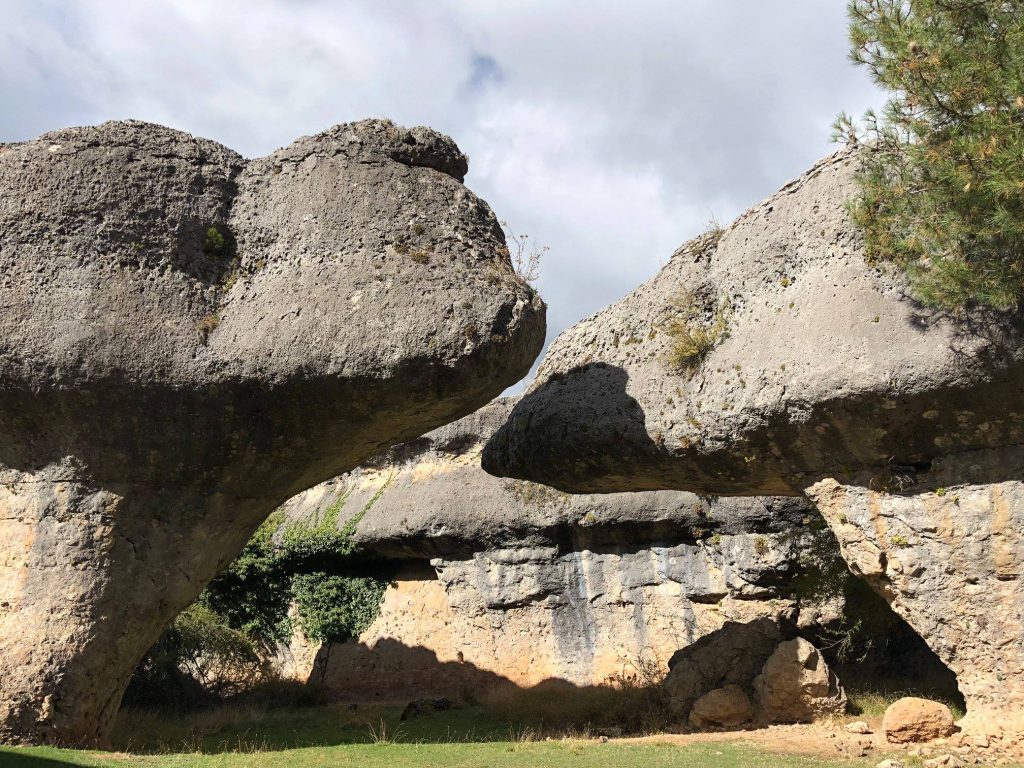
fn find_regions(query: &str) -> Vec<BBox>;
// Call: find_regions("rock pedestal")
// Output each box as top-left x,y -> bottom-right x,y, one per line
808,449 -> 1024,734
0,119 -> 544,745
480,148 -> 1024,734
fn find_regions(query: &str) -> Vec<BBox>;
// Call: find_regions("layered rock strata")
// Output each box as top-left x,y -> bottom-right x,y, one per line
277,399 -> 830,698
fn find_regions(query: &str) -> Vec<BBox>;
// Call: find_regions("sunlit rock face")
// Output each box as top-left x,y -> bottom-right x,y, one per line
808,446 -> 1024,736
276,398 -> 835,698
480,151 -> 1024,730
0,119 -> 545,745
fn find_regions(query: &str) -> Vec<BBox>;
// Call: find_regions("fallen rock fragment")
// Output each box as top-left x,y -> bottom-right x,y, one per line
752,638 -> 846,723
689,685 -> 754,729
883,698 -> 955,744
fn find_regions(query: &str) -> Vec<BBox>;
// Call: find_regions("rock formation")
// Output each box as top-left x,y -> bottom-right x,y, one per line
0,119 -> 544,745
276,398 -> 837,699
662,618 -> 783,719
481,151 -> 1024,731
752,637 -> 846,723
882,697 -> 956,744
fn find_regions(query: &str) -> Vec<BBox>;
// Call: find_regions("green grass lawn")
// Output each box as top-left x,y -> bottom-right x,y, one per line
0,740 -> 872,768
0,703 -> 873,768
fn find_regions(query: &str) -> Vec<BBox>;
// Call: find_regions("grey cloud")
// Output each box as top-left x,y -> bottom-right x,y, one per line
1,0 -> 883,393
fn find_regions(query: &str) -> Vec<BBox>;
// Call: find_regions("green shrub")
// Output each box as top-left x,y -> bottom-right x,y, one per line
836,0 -> 1024,311
663,292 -> 731,375
130,477 -> 395,703
126,604 -> 266,707
292,573 -> 387,644
200,511 -> 293,647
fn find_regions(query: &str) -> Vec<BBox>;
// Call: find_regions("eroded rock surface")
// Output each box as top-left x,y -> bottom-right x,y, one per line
0,119 -> 544,745
483,151 -> 1024,497
752,637 -> 846,723
807,448 -> 1024,734
480,150 -> 1024,726
276,399 -> 831,696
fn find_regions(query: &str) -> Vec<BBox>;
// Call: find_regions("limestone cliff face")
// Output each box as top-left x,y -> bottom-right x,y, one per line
278,399 -> 831,696
0,120 -> 544,745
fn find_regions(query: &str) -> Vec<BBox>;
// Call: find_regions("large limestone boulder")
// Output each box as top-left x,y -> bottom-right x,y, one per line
275,398 -> 831,696
0,119 -> 544,745
481,150 -> 1024,727
483,150 -> 1024,496
752,637 -> 846,723
882,697 -> 955,744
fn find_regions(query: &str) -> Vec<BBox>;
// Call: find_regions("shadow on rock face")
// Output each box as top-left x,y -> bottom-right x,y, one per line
482,363 -> 679,494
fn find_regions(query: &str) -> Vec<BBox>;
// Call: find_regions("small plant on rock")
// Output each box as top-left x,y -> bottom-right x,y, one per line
501,221 -> 546,285
663,292 -> 731,375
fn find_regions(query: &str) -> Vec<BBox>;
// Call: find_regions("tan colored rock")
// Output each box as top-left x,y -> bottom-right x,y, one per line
752,638 -> 846,723
688,688 -> 753,729
882,697 -> 955,744
689,685 -> 754,728
808,455 -> 1024,730
846,721 -> 872,734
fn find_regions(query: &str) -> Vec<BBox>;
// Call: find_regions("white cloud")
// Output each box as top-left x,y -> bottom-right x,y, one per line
0,1 -> 884,392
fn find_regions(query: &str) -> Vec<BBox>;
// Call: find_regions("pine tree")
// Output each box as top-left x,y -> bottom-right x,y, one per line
835,0 -> 1024,311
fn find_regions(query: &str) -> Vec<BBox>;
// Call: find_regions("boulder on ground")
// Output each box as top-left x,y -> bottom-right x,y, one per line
663,618 -> 783,718
883,697 -> 955,744
0,119 -> 545,746
752,637 -> 846,723
689,684 -> 754,728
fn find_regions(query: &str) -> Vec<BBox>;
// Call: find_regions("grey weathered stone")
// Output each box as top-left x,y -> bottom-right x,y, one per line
0,119 -> 544,745
281,397 -> 814,560
479,150 -> 1024,729
482,151 -> 1024,497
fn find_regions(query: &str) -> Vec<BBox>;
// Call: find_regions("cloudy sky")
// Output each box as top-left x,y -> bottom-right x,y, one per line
2,1 -> 882,390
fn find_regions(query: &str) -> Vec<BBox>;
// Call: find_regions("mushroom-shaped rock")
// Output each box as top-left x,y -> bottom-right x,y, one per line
0,119 -> 544,745
483,151 -> 1024,495
482,151 -> 1024,727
